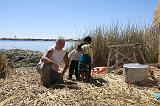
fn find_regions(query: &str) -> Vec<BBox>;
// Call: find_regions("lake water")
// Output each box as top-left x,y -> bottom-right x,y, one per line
0,40 -> 78,52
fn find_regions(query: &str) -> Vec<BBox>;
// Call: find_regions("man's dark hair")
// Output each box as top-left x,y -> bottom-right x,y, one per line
83,36 -> 92,43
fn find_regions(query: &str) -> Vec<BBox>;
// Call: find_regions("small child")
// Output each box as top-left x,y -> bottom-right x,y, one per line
78,36 -> 93,82
68,44 -> 83,80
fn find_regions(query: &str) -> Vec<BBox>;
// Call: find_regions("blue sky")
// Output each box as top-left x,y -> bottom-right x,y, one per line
0,0 -> 158,39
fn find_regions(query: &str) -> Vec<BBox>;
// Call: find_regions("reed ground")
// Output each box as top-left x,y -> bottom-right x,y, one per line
0,66 -> 160,106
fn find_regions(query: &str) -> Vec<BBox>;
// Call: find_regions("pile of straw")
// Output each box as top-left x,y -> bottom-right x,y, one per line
0,52 -> 11,79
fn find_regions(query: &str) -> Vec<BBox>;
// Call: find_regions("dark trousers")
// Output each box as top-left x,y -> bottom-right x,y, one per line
68,60 -> 80,79
36,63 -> 63,87
78,54 -> 92,81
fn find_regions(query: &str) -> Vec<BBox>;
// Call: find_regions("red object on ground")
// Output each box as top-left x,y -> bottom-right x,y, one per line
91,67 -> 108,75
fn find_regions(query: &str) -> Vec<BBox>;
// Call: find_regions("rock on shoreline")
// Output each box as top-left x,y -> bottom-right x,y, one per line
0,49 -> 42,68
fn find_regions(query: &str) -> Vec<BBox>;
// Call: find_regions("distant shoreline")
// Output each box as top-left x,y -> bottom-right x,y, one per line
0,38 -> 80,41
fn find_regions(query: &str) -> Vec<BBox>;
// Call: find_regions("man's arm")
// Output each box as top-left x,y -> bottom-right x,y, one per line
41,48 -> 59,70
61,51 -> 69,76
68,49 -> 75,60
41,49 -> 54,64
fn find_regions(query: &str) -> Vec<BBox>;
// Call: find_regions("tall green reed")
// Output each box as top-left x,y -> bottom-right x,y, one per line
82,22 -> 159,67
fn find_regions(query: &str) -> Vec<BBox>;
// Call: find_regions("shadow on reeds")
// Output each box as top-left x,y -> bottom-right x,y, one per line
49,81 -> 81,89
90,77 -> 108,87
133,79 -> 159,88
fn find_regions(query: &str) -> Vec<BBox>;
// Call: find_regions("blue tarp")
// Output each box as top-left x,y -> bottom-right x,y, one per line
153,92 -> 160,100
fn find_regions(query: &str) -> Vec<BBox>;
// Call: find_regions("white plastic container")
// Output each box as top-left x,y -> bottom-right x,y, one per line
123,63 -> 149,83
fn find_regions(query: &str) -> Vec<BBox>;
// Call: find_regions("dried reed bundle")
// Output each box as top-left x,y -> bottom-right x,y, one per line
0,52 -> 11,78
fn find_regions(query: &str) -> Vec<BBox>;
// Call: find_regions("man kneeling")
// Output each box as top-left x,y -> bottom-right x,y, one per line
36,37 -> 69,88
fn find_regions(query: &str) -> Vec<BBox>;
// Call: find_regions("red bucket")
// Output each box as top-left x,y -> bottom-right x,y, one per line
91,67 -> 108,75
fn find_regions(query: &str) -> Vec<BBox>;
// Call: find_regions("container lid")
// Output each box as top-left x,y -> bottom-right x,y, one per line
123,63 -> 148,68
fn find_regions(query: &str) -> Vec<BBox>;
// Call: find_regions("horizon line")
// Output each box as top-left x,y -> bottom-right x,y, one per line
0,37 -> 80,41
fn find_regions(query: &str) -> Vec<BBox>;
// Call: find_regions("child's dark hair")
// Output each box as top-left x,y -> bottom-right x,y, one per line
83,36 -> 92,43
77,43 -> 84,49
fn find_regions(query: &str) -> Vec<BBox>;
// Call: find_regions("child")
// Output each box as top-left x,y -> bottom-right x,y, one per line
78,36 -> 93,82
68,44 -> 83,80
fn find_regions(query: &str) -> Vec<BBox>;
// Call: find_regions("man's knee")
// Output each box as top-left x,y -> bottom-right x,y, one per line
42,63 -> 51,68
36,63 -> 43,74
37,63 -> 52,73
